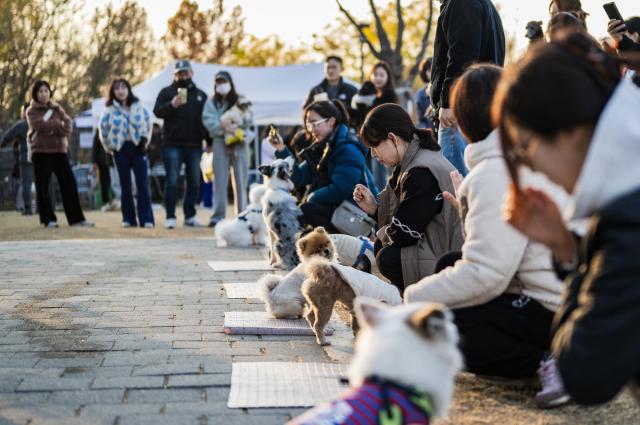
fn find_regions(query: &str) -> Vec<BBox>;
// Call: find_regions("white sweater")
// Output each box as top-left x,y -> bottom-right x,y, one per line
404,130 -> 566,312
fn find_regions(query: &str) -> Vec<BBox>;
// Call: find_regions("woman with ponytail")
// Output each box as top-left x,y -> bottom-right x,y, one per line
268,100 -> 377,231
495,32 -> 640,406
353,103 -> 463,292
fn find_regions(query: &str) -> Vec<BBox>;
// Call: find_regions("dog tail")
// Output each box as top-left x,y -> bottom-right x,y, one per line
257,274 -> 283,302
249,184 -> 267,204
303,257 -> 338,283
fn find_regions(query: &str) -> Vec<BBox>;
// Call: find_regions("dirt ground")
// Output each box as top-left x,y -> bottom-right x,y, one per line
0,208 -> 217,241
1,208 -> 638,424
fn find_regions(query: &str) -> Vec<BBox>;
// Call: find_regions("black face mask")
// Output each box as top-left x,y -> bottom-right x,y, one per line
175,78 -> 192,88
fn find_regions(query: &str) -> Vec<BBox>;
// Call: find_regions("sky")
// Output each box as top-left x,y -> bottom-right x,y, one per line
83,0 -> 640,58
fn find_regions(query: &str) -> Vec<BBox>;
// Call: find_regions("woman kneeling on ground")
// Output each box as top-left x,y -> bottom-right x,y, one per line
268,100 -> 377,232
404,64 -> 573,408
495,32 -> 640,408
353,104 -> 463,292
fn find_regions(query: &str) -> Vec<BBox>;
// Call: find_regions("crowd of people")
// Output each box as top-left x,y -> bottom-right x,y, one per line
0,0 -> 638,412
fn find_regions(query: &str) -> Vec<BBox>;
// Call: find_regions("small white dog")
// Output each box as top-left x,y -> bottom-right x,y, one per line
258,227 -> 336,318
215,184 -> 268,247
289,298 -> 463,424
260,158 -> 302,270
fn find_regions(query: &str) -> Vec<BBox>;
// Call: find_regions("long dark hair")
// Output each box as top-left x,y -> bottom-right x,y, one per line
492,32 -> 621,188
213,72 -> 239,107
31,80 -> 52,102
303,100 -> 350,137
369,61 -> 396,94
106,78 -> 139,107
360,103 -> 439,151
450,64 -> 503,143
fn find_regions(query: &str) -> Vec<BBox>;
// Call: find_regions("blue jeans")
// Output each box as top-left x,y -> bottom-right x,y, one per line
163,145 -> 201,220
113,142 -> 154,226
438,126 -> 468,176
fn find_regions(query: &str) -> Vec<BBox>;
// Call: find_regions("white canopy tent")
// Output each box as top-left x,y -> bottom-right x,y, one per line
91,62 -> 330,126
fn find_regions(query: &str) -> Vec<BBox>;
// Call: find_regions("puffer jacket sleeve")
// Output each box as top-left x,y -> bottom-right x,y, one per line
404,166 -> 529,307
307,142 -> 364,206
98,109 -> 114,152
57,107 -> 73,137
552,204 -> 640,405
153,87 -> 175,119
275,147 -> 313,188
202,100 -> 224,139
27,107 -> 58,134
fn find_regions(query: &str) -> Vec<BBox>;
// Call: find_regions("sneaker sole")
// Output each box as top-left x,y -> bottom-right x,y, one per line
536,394 -> 571,409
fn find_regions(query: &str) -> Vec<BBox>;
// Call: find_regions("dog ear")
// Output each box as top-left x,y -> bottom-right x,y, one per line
354,298 -> 386,328
408,303 -> 450,341
297,238 -> 307,253
315,226 -> 326,234
258,165 -> 272,177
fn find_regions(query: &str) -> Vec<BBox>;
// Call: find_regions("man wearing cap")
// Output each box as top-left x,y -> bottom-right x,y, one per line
154,60 -> 208,229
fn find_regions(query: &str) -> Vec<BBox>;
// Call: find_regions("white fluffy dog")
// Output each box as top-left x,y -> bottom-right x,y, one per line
289,299 -> 463,424
215,184 -> 268,247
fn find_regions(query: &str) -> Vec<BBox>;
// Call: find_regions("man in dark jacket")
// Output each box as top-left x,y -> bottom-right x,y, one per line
153,60 -> 208,229
430,0 -> 505,176
1,104 -> 33,214
304,56 -> 358,114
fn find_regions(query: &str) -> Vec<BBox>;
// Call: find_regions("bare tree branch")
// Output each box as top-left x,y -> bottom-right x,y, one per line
368,0 -> 391,52
335,0 -> 381,57
395,0 -> 404,54
406,0 -> 435,85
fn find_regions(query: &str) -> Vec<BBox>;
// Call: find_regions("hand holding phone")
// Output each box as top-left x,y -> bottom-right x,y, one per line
604,2 -> 623,22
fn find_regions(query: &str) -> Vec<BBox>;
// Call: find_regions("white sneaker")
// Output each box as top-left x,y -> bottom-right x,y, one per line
143,223 -> 155,229
165,218 -> 177,229
46,221 -> 59,228
100,204 -> 109,213
535,358 -> 571,409
122,222 -> 133,228
184,216 -> 205,227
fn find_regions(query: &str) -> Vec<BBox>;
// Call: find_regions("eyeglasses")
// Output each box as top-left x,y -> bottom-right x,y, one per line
306,118 -> 328,132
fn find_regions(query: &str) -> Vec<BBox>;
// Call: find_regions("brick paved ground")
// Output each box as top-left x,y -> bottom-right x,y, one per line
0,238 -> 348,425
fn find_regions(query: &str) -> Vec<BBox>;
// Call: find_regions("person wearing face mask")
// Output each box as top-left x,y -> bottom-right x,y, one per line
26,80 -> 94,228
353,104 -> 463,293
153,60 -> 208,229
268,100 -> 377,232
202,71 -> 254,227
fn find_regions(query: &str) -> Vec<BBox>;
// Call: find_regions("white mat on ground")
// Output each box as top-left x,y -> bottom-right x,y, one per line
223,283 -> 260,299
228,362 -> 348,408
207,260 -> 274,272
223,311 -> 334,336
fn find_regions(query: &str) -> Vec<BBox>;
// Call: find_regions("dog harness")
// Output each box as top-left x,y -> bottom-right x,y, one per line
353,236 -> 374,269
291,376 -> 433,425
237,208 -> 262,234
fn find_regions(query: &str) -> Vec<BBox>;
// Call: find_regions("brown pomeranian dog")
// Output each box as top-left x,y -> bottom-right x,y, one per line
258,227 -> 336,318
302,258 -> 403,346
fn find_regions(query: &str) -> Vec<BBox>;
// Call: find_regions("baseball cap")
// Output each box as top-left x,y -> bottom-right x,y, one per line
174,60 -> 192,74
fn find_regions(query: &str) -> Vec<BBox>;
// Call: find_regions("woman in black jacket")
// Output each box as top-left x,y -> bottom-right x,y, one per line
495,32 -> 640,407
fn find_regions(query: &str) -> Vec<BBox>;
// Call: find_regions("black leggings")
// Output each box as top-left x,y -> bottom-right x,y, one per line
374,240 -> 404,293
437,251 -> 553,378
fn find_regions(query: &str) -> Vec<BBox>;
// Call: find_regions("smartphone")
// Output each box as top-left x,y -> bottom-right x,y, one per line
603,2 -> 624,22
177,88 -> 187,103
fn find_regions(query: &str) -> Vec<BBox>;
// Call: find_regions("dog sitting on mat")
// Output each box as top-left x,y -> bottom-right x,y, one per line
215,184 -> 268,247
288,298 -> 463,424
260,159 -> 302,270
258,227 -> 336,319
302,258 -> 402,346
